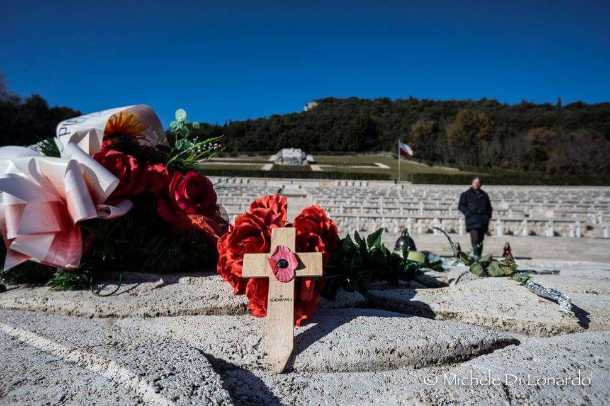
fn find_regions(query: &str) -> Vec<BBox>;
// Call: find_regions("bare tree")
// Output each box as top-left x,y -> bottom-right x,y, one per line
0,72 -> 12,101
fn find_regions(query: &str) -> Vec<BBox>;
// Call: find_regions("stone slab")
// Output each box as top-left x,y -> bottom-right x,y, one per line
226,331 -> 610,405
0,273 -> 248,318
2,310 -> 607,405
416,331 -> 610,405
0,330 -> 143,405
0,310 -> 231,405
117,308 -> 519,373
0,273 -> 362,319
367,261 -> 610,335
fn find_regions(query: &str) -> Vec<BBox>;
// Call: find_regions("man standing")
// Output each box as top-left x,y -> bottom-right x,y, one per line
458,177 -> 493,258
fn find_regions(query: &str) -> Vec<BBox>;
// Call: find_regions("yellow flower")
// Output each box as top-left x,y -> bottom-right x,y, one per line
104,111 -> 147,141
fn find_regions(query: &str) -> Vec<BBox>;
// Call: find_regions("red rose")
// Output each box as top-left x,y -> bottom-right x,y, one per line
157,199 -> 228,240
93,149 -> 145,200
144,163 -> 170,196
156,170 -> 227,242
168,170 -> 217,216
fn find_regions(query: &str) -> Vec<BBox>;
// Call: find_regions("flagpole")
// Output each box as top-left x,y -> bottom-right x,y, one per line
397,139 -> 400,184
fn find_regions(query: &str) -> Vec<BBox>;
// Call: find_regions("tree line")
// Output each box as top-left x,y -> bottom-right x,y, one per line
0,75 -> 81,148
2,75 -> 609,177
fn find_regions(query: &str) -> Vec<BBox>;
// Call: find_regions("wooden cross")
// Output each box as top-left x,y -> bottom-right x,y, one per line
242,227 -> 323,373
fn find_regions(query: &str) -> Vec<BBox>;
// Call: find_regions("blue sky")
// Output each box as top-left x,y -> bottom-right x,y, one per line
1,0 -> 609,126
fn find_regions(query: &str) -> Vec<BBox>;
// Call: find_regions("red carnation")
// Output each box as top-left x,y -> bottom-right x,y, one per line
294,205 -> 340,264
216,199 -> 283,293
293,205 -> 339,325
248,194 -> 287,226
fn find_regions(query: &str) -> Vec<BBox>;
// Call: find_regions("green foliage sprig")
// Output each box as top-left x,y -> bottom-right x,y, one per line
323,228 -> 434,298
37,137 -> 61,157
167,109 -> 222,172
47,269 -> 90,290
435,227 -> 530,284
467,255 -> 518,277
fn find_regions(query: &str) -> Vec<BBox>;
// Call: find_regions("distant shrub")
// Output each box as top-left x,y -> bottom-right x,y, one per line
202,168 -> 392,180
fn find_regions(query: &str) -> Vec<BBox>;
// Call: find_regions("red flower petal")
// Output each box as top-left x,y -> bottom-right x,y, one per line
268,245 -> 298,283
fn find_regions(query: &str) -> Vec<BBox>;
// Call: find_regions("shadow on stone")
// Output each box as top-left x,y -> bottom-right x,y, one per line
204,352 -> 282,406
364,288 -> 436,319
288,290 -> 434,370
573,304 -> 591,329
92,271 -> 216,293
0,285 -> 18,293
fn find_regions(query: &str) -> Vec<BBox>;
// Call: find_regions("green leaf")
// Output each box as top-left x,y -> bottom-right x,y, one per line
38,138 -> 61,157
47,269 -> 90,290
469,262 -> 486,276
512,272 -> 531,284
354,231 -> 365,247
366,228 -> 384,251
353,231 -> 368,255
341,234 -> 357,252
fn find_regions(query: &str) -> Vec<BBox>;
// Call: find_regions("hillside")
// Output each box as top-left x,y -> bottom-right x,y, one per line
192,97 -> 610,177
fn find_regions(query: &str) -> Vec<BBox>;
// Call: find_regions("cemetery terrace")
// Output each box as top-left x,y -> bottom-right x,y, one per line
215,177 -> 610,239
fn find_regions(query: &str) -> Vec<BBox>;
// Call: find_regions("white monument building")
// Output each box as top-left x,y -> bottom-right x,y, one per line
270,148 -> 314,166
303,101 -> 319,111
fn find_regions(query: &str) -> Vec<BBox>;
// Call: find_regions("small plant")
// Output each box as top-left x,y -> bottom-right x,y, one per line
48,269 -> 90,290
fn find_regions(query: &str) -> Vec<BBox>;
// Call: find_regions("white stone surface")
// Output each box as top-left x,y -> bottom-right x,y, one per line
235,331 -> 610,405
368,261 -> 610,336
117,309 -> 519,373
0,310 -> 231,405
0,273 -> 248,318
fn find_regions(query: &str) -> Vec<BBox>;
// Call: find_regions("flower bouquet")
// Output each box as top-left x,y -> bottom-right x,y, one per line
216,195 -> 339,325
0,106 -> 227,286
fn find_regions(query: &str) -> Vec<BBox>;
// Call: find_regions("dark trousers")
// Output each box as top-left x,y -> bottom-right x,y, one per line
469,229 -> 485,257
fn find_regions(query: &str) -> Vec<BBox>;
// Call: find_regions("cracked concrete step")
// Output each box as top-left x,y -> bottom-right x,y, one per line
117,308 -> 519,373
217,331 -> 610,405
0,310 -> 231,405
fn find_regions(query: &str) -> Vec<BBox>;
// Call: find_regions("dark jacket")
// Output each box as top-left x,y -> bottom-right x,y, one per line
458,188 -> 493,232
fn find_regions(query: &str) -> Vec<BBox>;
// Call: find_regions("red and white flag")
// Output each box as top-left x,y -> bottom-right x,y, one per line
398,141 -> 414,159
